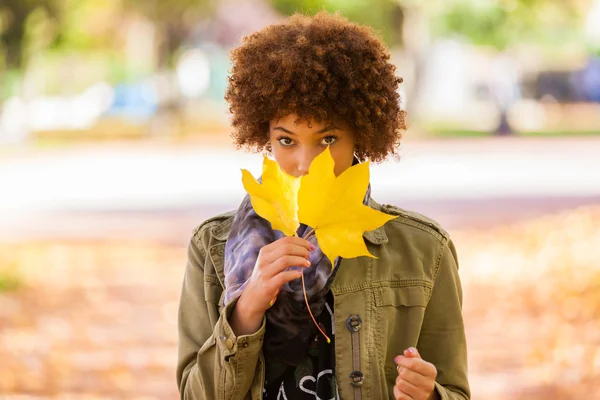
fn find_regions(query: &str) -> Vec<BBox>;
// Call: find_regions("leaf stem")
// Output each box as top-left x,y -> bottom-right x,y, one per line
303,228 -> 315,239
294,231 -> 330,343
301,272 -> 331,344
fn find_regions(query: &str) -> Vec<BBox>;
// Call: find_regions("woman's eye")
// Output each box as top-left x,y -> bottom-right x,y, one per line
321,136 -> 337,145
278,137 -> 294,146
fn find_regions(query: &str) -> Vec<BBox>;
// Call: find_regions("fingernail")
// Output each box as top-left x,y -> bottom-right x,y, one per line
309,244 -> 316,251
394,356 -> 399,364
297,271 -> 303,278
305,260 -> 311,267
408,347 -> 416,354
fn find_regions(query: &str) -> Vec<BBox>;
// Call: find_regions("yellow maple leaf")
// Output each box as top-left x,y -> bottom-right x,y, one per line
298,147 -> 396,264
241,157 -> 301,236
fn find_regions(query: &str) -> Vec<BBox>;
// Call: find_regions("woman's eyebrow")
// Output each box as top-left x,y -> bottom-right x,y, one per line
272,125 -> 339,135
272,126 -> 296,135
317,125 -> 339,134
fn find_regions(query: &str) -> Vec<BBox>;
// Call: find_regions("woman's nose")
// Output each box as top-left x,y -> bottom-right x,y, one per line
296,148 -> 321,176
296,160 -> 310,176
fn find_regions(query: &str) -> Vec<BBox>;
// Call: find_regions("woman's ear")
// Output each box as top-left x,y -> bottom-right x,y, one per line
264,141 -> 272,155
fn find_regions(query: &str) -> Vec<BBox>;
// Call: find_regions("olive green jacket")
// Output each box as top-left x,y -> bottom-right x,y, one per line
176,200 -> 470,400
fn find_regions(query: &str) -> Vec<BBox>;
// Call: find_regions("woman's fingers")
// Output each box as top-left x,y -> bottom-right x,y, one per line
265,255 -> 310,278
395,369 -> 425,399
272,270 -> 304,288
245,236 -> 315,312
393,349 -> 437,400
261,236 -> 313,256
393,385 -> 413,400
258,237 -> 313,278
396,354 -> 437,378
396,366 -> 430,390
266,242 -> 311,264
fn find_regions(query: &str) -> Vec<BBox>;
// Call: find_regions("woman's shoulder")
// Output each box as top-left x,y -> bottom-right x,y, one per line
377,204 -> 456,281
380,203 -> 449,243
190,210 -> 236,249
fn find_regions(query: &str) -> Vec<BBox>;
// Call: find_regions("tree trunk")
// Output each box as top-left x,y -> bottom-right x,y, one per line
495,109 -> 514,136
1,2 -> 28,69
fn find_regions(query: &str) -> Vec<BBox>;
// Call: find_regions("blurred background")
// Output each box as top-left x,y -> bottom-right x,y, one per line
1,0 -> 599,398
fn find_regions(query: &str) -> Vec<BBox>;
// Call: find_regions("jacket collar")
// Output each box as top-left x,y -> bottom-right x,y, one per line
362,197 -> 389,245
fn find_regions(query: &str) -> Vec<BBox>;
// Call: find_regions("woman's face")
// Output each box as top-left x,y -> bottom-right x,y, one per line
268,114 -> 355,178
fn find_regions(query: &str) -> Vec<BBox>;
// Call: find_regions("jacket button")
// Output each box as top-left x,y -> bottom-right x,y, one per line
346,315 -> 362,332
226,338 -> 234,349
349,371 -> 364,387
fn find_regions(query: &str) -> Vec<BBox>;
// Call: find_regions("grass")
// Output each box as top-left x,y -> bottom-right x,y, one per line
0,249 -> 22,292
0,273 -> 21,292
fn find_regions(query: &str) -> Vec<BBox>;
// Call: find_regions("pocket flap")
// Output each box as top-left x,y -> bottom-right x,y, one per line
204,277 -> 224,305
376,285 -> 427,307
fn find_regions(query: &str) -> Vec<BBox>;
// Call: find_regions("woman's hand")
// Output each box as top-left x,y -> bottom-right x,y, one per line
230,236 -> 313,336
394,347 -> 439,400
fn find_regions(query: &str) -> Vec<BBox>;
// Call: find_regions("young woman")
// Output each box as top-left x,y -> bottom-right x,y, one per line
176,11 -> 470,400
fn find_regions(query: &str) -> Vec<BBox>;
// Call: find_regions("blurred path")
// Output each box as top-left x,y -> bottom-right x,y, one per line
1,136 -> 599,243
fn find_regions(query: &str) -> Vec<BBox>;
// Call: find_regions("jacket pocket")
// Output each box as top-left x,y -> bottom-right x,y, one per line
374,284 -> 429,398
375,285 -> 427,308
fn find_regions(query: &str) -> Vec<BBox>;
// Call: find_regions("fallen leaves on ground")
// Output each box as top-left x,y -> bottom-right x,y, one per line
0,205 -> 599,399
454,205 -> 600,399
0,240 -> 184,399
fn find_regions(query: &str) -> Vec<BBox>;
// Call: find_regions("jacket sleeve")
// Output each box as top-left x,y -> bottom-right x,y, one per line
418,238 -> 471,400
176,225 -> 266,400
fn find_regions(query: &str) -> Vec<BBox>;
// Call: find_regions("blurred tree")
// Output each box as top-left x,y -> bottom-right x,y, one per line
430,0 -> 590,135
270,0 -> 403,45
0,0 -> 60,69
432,0 -> 588,50
0,0 -> 216,72
123,0 -> 214,67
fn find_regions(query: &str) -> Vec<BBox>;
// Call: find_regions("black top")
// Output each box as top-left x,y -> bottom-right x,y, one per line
263,292 -> 338,399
